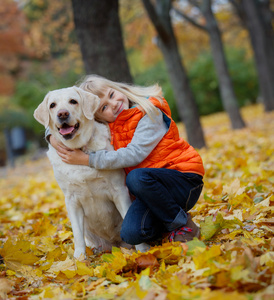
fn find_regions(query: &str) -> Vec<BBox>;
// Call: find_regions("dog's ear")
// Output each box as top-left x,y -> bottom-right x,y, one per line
73,86 -> 100,120
34,93 -> 50,127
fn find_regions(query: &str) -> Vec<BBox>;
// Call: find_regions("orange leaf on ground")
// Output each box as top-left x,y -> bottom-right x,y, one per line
136,253 -> 160,269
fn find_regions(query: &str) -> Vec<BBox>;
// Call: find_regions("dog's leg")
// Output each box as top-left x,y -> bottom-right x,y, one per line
112,189 -> 132,219
66,198 -> 86,258
84,230 -> 113,252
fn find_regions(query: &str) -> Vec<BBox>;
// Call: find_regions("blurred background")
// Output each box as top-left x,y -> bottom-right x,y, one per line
0,0 -> 273,167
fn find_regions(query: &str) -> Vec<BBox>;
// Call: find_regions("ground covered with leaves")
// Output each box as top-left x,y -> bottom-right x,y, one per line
0,105 -> 273,299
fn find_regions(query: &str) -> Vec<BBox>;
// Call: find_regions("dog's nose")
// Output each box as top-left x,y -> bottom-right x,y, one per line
57,109 -> 70,120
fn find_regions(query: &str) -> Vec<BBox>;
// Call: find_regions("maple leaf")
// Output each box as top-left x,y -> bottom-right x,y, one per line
126,268 -> 152,299
46,255 -> 94,280
0,238 -> 40,266
0,278 -> 13,299
32,217 -> 57,237
260,251 -> 274,267
148,242 -> 183,264
200,213 -> 243,240
185,238 -> 206,255
102,247 -> 128,273
135,253 -> 160,269
223,178 -> 245,197
193,244 -> 221,270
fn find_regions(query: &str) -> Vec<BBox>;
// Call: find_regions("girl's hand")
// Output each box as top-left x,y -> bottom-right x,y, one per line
56,146 -> 89,166
49,135 -> 70,151
49,135 -> 89,166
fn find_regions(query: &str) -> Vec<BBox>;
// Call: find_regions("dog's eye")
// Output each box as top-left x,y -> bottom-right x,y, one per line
50,103 -> 56,109
70,99 -> 78,105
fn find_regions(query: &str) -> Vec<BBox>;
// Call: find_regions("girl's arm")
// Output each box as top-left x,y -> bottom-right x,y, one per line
89,109 -> 168,170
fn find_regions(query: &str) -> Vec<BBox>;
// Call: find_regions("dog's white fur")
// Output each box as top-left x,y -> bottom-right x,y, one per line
34,86 -> 148,257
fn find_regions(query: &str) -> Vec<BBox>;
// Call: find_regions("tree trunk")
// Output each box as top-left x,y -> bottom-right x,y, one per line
241,0 -> 274,111
71,0 -> 132,83
232,0 -> 274,111
201,0 -> 245,129
142,0 -> 206,149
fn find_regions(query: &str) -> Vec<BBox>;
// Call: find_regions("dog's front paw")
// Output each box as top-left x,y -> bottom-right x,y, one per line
74,248 -> 86,259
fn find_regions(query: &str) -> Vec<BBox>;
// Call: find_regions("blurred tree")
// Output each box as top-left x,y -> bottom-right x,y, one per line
142,0 -> 206,148
23,0 -> 76,59
120,0 -> 209,74
134,62 -> 179,121
230,0 -> 274,111
17,0 -> 83,85
173,0 -> 246,129
71,0 -> 132,82
0,1 -> 80,140
120,0 -> 163,73
189,48 -> 258,115
0,0 -> 28,95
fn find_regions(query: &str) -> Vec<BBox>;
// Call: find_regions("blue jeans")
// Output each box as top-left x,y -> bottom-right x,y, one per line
120,168 -> 204,245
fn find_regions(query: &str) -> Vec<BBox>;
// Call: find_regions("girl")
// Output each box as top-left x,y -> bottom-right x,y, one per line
48,75 -> 204,246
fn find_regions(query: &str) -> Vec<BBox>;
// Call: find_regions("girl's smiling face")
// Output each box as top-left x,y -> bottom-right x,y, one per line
95,88 -> 129,122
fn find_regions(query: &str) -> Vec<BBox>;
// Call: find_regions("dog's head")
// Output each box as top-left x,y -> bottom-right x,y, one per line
34,86 -> 100,148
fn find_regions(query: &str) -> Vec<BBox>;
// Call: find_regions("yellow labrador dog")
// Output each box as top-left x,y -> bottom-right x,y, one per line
34,87 -> 148,258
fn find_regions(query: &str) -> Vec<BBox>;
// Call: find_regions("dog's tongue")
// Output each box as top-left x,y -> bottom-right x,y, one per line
60,126 -> 74,135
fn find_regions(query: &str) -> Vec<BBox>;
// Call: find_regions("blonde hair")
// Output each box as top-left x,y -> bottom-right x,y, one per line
77,74 -> 163,120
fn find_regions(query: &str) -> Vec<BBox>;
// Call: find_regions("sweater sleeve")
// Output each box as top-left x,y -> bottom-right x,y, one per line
89,109 -> 168,170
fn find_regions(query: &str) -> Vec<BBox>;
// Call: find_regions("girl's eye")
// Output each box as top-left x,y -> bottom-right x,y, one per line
50,103 -> 56,109
102,105 -> 107,112
70,99 -> 78,104
110,91 -> 114,99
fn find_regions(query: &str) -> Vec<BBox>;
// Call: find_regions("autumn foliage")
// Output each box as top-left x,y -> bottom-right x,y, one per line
0,0 -> 28,95
0,105 -> 273,299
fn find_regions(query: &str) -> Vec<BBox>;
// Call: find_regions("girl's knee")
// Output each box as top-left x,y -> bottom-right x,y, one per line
126,169 -> 148,194
120,224 -> 144,245
121,218 -> 160,245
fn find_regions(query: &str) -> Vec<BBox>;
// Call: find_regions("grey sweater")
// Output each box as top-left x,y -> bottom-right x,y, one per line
89,109 -> 168,170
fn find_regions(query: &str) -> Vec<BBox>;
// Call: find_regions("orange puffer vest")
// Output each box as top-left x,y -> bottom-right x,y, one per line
108,97 -> 205,176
